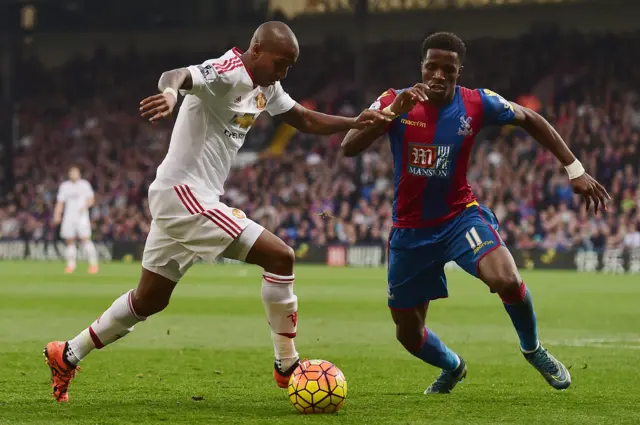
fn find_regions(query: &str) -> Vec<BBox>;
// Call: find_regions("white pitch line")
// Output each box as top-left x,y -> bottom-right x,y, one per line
549,337 -> 640,350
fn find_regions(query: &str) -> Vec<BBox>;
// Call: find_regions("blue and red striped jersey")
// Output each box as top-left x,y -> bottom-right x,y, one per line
371,86 -> 515,228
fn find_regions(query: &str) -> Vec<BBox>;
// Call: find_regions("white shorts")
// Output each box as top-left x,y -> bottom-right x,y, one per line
141,184 -> 264,282
60,218 -> 92,240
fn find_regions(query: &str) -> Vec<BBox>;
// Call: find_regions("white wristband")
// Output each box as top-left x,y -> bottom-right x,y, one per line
564,159 -> 585,180
163,87 -> 178,100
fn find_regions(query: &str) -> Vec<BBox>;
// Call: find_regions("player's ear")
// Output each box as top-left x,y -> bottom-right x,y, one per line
458,65 -> 463,77
251,43 -> 262,59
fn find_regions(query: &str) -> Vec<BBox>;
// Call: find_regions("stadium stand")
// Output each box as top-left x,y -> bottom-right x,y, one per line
1,29 -> 640,254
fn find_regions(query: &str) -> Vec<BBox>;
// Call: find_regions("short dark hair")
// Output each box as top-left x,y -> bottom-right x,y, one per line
421,32 -> 466,63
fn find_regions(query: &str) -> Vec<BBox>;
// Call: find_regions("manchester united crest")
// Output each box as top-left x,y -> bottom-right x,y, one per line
255,93 -> 267,110
232,208 -> 246,219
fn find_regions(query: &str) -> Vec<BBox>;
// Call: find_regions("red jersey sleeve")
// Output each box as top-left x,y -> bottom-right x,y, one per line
369,89 -> 397,133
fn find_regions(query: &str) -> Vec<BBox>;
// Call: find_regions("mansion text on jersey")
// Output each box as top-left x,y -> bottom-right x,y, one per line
408,167 -> 450,177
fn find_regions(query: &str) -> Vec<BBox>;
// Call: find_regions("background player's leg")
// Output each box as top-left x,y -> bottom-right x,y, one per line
64,239 -> 77,273
79,237 -> 99,273
477,247 -> 538,352
244,229 -> 299,384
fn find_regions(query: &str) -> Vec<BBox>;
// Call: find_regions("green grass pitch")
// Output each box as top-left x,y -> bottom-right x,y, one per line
1,261 -> 639,424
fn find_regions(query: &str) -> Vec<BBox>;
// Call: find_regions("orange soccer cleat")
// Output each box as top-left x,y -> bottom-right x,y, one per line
64,265 -> 76,274
88,265 -> 99,274
274,358 -> 300,389
43,341 -> 79,402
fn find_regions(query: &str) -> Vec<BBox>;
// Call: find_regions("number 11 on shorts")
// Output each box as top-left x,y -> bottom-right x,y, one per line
465,227 -> 483,249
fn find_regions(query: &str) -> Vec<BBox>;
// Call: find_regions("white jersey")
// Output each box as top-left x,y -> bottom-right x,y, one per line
57,179 -> 94,222
153,47 -> 296,196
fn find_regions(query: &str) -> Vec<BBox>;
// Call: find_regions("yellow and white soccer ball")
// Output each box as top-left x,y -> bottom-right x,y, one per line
287,359 -> 347,414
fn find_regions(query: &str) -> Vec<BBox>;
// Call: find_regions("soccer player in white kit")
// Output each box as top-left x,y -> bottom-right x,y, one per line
52,166 -> 99,274
43,21 -> 393,402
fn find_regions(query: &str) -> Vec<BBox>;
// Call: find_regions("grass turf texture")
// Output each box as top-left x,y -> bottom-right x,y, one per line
1,262 -> 639,425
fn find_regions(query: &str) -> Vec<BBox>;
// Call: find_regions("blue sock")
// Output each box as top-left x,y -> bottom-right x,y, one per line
408,328 -> 460,371
501,283 -> 539,351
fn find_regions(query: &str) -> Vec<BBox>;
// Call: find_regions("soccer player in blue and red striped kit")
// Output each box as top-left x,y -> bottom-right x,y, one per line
342,32 -> 610,393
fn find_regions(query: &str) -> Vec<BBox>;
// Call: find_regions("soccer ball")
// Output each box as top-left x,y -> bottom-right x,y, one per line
287,359 -> 347,414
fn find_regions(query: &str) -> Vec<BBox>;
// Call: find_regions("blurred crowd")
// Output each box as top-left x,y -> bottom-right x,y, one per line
2,29 -> 640,253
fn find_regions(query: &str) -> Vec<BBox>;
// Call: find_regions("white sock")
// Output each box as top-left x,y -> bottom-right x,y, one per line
65,244 -> 77,268
66,290 -> 145,365
261,271 -> 298,370
83,241 -> 98,266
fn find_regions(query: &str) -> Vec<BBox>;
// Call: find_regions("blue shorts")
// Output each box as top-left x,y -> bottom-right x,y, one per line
387,203 -> 504,309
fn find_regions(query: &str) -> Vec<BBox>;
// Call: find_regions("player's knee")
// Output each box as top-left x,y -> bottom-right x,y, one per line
486,269 -> 521,296
479,247 -> 521,295
395,324 -> 424,353
268,243 -> 295,275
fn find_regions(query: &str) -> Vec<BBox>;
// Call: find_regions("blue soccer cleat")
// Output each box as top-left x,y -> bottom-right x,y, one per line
523,345 -> 571,390
424,356 -> 467,394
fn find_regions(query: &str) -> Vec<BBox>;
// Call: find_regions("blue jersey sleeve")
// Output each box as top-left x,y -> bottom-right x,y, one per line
478,89 -> 516,127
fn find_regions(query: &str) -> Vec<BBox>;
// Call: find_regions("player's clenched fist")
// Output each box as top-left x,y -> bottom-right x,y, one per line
351,109 -> 395,129
139,91 -> 178,123
388,83 -> 429,115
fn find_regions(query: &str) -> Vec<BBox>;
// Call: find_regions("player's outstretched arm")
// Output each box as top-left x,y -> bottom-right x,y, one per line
140,68 -> 193,123
341,122 -> 389,157
341,84 -> 428,156
511,103 -> 611,213
278,104 -> 392,135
